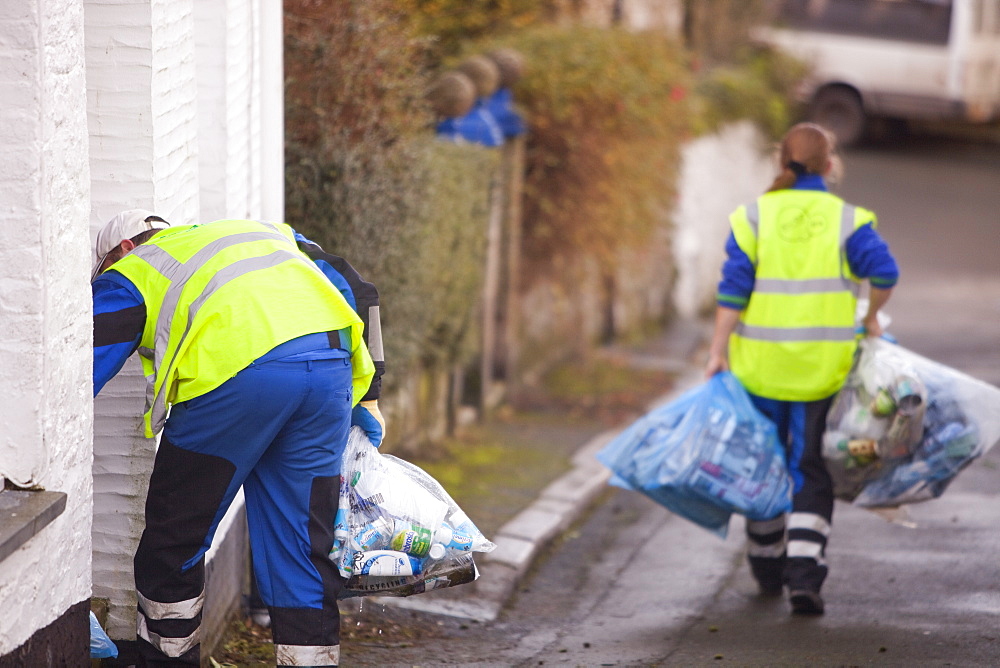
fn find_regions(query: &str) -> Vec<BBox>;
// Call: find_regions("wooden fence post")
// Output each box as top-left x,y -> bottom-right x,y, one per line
479,166 -> 505,414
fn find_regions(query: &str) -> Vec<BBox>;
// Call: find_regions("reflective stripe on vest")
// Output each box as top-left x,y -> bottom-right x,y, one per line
115,220 -> 372,436
148,247 -> 309,433
137,346 -> 157,417
753,277 -> 858,296
729,192 -> 872,401
734,323 -> 857,342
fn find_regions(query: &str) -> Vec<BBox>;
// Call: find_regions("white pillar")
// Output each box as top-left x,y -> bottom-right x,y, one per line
194,0 -> 264,223
259,0 -> 285,222
85,0 -> 201,639
0,0 -> 94,654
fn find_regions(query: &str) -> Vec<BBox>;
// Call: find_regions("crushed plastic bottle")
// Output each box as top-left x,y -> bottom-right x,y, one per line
352,517 -> 393,552
329,506 -> 350,563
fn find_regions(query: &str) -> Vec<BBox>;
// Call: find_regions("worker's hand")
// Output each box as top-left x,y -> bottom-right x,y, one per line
861,313 -> 884,339
704,351 -> 729,379
352,399 -> 386,448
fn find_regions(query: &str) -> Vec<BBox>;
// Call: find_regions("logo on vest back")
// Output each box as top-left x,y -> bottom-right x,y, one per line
777,208 -> 826,243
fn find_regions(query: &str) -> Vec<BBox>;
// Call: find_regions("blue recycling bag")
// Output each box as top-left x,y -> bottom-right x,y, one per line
596,372 -> 792,537
89,611 -> 118,659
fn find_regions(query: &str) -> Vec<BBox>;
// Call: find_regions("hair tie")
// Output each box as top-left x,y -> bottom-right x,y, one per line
787,161 -> 808,177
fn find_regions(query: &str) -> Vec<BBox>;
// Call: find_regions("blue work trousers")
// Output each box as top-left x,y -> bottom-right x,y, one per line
744,393 -> 835,594
134,352 -> 352,666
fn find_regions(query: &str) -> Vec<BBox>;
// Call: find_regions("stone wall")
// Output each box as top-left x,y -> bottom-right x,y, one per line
512,121 -> 772,389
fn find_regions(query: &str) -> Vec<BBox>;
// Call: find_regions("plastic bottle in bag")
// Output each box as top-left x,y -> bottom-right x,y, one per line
840,400 -> 890,440
719,422 -> 769,481
433,523 -> 475,552
918,423 -> 977,467
354,550 -> 422,577
837,437 -> 880,467
858,422 -> 978,506
390,520 -> 434,557
329,506 -> 350,563
881,377 -> 926,455
869,388 -> 896,417
352,517 -> 393,552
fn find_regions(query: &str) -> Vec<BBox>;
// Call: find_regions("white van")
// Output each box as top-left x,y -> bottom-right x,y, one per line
756,0 -> 1000,144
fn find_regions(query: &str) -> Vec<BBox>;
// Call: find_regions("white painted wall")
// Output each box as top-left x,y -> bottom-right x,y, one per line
672,122 -> 774,318
259,0 -> 285,222
620,0 -> 683,33
0,0 -> 94,655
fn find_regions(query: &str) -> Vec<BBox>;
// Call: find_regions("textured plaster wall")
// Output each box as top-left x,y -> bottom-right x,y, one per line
0,0 -> 94,655
0,0 -> 282,652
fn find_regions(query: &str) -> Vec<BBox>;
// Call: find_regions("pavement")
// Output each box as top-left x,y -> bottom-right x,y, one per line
360,318 -> 711,623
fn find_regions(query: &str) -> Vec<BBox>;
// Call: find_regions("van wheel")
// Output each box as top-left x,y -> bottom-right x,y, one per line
809,87 -> 866,147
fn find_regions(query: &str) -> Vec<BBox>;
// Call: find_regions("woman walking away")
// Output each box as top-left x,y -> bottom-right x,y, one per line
704,123 -> 899,615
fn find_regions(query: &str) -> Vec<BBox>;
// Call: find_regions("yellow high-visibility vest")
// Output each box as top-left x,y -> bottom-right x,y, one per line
729,190 -> 875,401
113,219 -> 374,436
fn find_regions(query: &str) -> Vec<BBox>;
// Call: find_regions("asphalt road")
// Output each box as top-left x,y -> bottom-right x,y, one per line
838,134 -> 1000,387
339,132 -> 1000,667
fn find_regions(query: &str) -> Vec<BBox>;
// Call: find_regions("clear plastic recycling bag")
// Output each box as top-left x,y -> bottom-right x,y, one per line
824,337 -> 1000,507
596,372 -> 793,538
331,427 -> 496,598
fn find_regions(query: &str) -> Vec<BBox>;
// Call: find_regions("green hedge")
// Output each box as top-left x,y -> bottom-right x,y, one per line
284,1 -> 500,385
692,46 -> 809,140
286,138 -> 498,381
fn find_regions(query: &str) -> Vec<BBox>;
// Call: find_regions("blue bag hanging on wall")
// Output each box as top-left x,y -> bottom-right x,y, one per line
89,611 -> 118,659
596,372 -> 792,537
